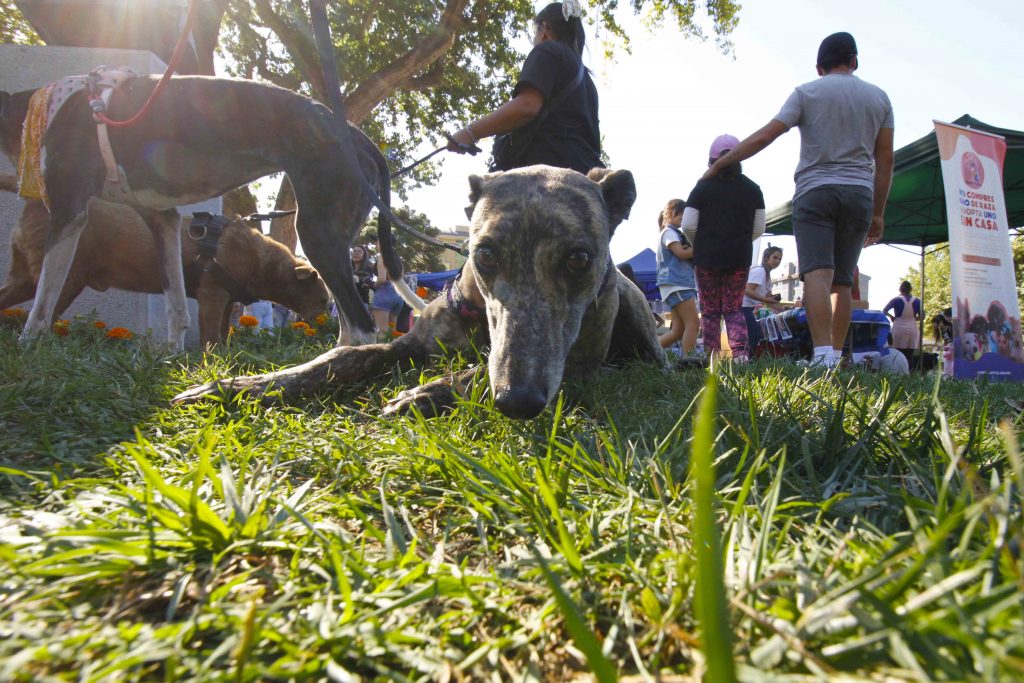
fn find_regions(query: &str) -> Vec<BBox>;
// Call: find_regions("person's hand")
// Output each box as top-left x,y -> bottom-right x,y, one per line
447,129 -> 481,155
864,215 -> 884,246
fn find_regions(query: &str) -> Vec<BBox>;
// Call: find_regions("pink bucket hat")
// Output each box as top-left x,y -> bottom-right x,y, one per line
709,134 -> 740,160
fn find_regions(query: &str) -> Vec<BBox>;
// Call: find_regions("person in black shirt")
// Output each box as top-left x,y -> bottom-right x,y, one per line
448,2 -> 603,174
681,134 -> 766,361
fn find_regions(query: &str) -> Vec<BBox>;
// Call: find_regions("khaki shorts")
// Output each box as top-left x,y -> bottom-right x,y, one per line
792,184 -> 872,287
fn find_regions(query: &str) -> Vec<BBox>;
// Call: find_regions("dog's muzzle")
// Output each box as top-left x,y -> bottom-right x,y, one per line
493,385 -> 548,420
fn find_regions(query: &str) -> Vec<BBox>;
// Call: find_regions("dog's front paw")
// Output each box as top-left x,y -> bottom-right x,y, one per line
171,375 -> 273,405
382,380 -> 458,418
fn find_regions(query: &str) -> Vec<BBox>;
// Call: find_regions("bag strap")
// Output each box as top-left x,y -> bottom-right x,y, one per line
537,59 -> 586,124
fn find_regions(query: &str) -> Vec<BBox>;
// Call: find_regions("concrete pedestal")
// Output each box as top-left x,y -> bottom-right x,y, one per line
0,44 -> 221,347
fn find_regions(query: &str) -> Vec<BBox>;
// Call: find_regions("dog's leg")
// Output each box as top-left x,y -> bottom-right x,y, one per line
20,207 -> 90,341
286,164 -> 376,347
173,335 -> 424,405
195,285 -> 231,347
173,295 -> 479,411
0,240 -> 39,310
381,365 -> 484,418
137,208 -> 189,349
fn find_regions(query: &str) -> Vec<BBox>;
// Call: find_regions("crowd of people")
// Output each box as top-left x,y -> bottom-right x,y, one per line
447,3 -> 895,367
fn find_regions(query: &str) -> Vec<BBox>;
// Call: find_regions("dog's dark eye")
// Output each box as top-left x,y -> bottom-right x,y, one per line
566,250 -> 591,273
475,247 -> 498,271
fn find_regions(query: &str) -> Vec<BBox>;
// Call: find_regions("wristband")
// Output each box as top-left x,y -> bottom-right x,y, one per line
465,122 -> 479,144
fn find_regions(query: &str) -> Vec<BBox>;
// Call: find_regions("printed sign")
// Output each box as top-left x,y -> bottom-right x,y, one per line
935,121 -> 1024,380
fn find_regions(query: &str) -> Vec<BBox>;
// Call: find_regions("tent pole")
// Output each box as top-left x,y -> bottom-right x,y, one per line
919,242 -> 925,365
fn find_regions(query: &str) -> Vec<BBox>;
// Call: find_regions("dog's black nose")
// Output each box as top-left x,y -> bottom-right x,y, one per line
494,385 -> 548,419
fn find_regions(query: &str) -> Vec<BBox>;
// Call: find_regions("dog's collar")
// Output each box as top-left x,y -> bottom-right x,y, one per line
184,212 -> 258,306
444,267 -> 485,324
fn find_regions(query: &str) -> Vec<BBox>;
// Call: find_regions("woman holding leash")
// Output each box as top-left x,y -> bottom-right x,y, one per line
656,199 -> 699,355
447,1 -> 603,174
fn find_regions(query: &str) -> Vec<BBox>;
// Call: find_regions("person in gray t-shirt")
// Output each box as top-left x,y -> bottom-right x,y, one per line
702,31 -> 895,368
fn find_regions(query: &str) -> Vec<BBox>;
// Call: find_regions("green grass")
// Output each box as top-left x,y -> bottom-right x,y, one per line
1,316 -> 1022,682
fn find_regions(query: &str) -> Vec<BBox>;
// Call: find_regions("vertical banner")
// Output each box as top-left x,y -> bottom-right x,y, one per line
936,121 -> 1024,380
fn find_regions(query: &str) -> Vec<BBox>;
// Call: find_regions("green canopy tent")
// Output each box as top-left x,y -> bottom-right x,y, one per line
764,114 -> 1024,352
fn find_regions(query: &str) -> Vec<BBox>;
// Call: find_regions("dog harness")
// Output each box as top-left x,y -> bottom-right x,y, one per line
16,67 -> 180,210
184,212 -> 258,306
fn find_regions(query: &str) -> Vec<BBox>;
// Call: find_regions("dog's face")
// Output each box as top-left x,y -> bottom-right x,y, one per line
463,166 -> 636,418
960,332 -> 983,361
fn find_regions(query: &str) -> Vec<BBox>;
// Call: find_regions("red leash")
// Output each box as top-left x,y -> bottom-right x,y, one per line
90,0 -> 200,128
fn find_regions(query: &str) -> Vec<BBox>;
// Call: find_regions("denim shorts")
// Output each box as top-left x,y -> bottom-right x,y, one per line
664,288 -> 698,308
792,184 -> 873,286
371,282 -> 405,315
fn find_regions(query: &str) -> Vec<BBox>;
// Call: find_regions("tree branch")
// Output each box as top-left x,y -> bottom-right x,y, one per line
344,0 -> 471,124
250,0 -> 326,101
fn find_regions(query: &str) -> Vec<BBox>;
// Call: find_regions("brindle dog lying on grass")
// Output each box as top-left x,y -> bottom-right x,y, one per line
174,166 -> 665,419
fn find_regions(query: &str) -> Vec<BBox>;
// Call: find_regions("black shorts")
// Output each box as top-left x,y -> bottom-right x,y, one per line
792,184 -> 873,287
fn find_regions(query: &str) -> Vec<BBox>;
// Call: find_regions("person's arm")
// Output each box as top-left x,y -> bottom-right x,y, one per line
668,241 -> 692,260
703,119 -> 789,180
865,126 -> 895,246
882,298 -> 896,320
745,268 -> 784,310
680,207 -> 699,247
752,208 -> 766,240
448,87 -> 545,151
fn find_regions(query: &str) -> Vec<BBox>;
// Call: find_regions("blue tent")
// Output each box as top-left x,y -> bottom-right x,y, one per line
414,268 -> 460,291
414,248 -> 662,301
617,248 -> 659,301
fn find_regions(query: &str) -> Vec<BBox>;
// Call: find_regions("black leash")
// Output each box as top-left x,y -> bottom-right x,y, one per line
243,210 -> 297,222
393,137 -> 481,178
308,0 -> 465,256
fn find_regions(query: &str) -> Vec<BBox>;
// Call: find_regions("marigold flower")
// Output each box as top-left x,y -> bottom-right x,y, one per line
291,321 -> 310,331
94,321 -> 106,329
315,313 -> 329,326
53,320 -> 70,336
106,327 -> 133,340
2,307 -> 27,320
238,315 -> 259,328
304,327 -> 317,337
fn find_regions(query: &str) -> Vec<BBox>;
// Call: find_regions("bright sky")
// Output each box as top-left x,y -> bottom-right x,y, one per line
400,0 -> 1024,309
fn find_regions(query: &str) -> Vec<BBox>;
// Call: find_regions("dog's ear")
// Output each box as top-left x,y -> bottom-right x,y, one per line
587,168 -> 637,233
465,173 -> 490,220
295,263 -> 319,280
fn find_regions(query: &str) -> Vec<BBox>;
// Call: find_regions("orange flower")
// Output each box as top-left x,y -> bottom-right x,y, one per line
52,319 -> 70,336
291,321 -> 310,331
416,286 -> 428,298
94,321 -> 106,329
304,327 -> 317,337
106,327 -> 133,340
315,313 -> 329,326
1,308 -> 27,320
238,315 -> 259,328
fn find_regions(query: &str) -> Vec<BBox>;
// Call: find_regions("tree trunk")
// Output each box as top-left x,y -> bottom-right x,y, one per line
221,186 -> 257,219
269,176 -> 297,253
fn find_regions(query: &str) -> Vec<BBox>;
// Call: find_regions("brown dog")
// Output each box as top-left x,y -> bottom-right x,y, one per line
0,174 -> 330,345
175,167 -> 665,419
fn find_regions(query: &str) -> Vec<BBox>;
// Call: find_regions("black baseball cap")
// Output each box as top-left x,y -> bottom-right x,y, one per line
817,32 -> 857,69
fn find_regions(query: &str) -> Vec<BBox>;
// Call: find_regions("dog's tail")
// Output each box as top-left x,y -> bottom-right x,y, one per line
392,275 -> 426,313
0,172 -> 18,194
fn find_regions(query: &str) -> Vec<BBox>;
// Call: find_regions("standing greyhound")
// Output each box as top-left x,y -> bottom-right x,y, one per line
0,75 -> 412,347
